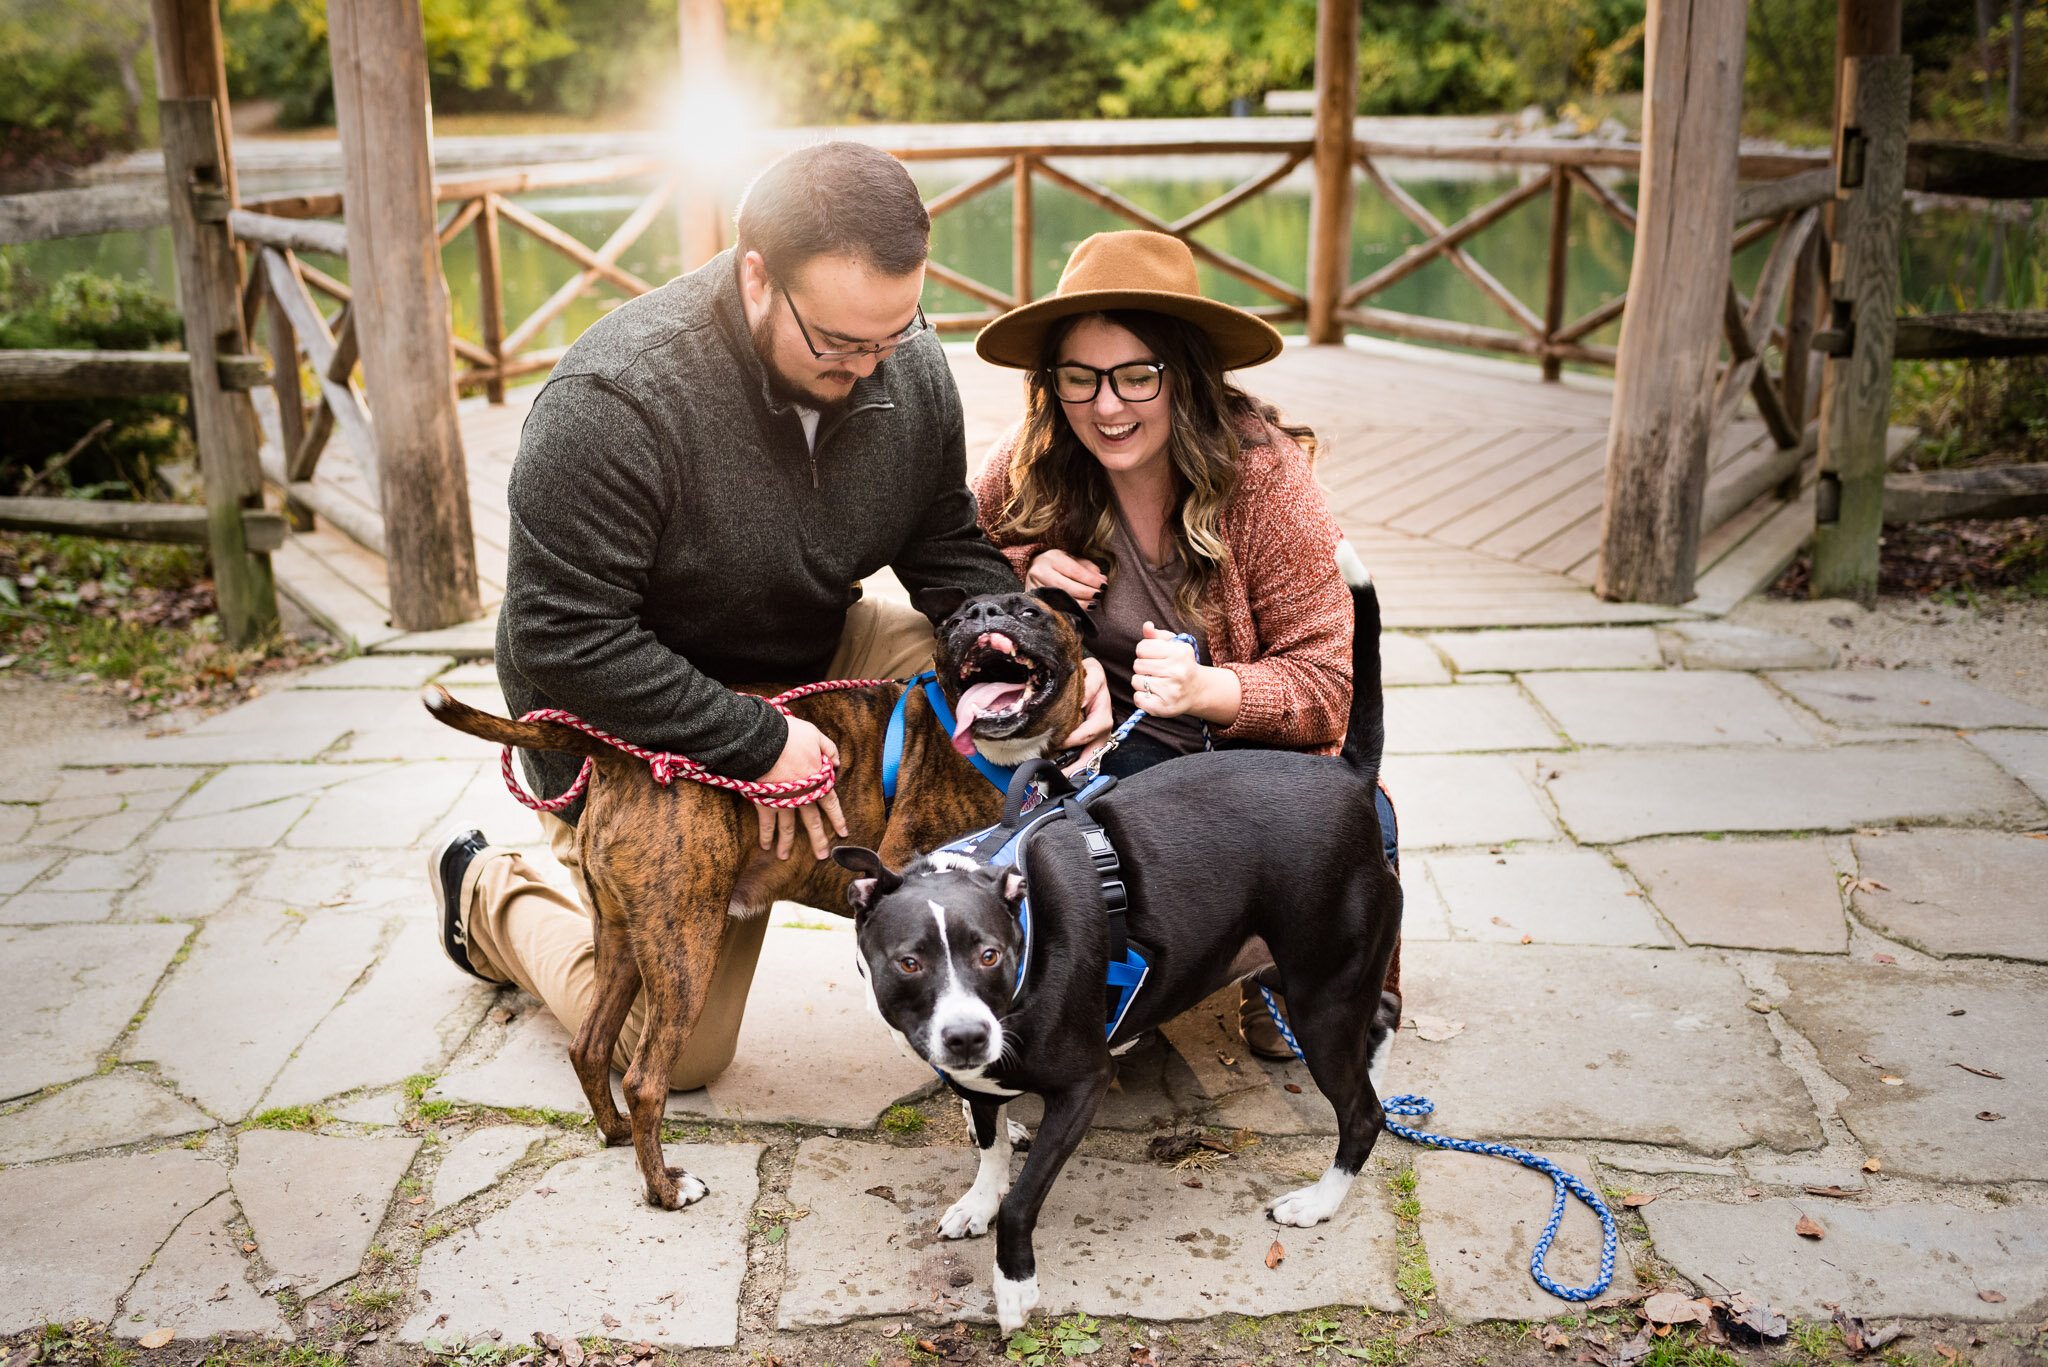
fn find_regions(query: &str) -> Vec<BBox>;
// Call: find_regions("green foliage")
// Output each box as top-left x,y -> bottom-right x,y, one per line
1005,1314 -> 1101,1363
1103,0 -> 1318,119
0,256 -> 187,497
879,1103 -> 927,1134
1453,0 -> 1644,106
1355,2 -> 1526,116
0,0 -> 152,175
247,1104 -> 330,1131
1746,0 -> 2002,141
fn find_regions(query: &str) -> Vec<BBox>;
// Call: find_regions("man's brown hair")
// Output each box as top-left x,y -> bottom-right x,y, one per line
735,141 -> 930,281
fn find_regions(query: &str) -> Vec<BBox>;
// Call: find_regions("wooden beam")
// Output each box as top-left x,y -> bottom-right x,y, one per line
239,187 -> 345,221
1890,309 -> 2048,359
500,176 -> 675,357
492,197 -> 657,297
924,163 -> 1014,220
0,496 -> 286,551
157,98 -> 278,645
1735,167 -> 1835,223
1339,168 -> 1550,309
1013,155 -> 1035,308
1170,151 -> 1309,235
1542,166 -> 1572,381
1811,53 -> 1912,605
0,184 -> 168,245
1594,0 -> 1749,606
432,157 -> 671,204
327,0 -> 480,630
1884,464 -> 2048,522
474,195 -> 507,404
1306,0 -> 1360,343
229,208 -> 348,257
1904,139 -> 2048,198
1355,154 -> 1545,338
149,0 -> 238,207
0,349 -> 265,399
923,259 -> 1016,313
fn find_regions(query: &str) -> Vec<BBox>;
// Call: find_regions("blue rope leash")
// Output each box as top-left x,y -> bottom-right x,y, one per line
1255,985 -> 1617,1302
1071,631 -> 1211,784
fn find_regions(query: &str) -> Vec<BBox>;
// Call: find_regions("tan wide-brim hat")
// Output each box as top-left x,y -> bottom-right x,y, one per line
974,230 -> 1285,372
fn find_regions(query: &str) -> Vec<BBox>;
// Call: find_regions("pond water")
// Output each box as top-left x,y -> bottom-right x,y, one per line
15,166 -> 2030,382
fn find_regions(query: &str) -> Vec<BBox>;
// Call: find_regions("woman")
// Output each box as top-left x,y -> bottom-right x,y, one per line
970,230 -> 1397,1057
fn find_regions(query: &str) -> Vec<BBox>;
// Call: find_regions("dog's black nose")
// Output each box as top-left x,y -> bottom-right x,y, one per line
941,1022 -> 989,1057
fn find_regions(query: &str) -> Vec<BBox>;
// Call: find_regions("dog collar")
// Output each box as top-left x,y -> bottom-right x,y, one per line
881,672 -> 1021,804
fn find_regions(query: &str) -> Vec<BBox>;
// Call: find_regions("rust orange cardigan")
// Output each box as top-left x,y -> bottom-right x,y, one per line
972,418 -> 1354,755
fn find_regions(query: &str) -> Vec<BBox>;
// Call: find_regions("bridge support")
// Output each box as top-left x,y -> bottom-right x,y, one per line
1306,0 -> 1359,345
1594,0 -> 1746,605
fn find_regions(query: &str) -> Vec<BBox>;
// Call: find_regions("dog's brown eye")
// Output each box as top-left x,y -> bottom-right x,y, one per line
979,947 -> 1001,967
898,956 -> 921,974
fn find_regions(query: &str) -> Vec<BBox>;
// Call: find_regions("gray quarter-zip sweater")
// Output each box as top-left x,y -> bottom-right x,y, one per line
496,249 -> 1019,816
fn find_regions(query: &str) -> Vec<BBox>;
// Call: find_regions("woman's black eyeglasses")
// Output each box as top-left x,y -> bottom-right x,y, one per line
1046,361 -> 1167,404
782,290 -> 929,362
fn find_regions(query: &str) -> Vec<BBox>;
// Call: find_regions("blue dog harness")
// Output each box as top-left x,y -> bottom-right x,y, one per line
880,671 -> 1019,803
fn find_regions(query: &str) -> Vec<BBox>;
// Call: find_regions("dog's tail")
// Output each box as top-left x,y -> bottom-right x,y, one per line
1335,541 -> 1384,789
420,683 -> 621,762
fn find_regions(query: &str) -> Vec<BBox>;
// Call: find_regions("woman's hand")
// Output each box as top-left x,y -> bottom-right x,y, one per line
751,715 -> 847,861
1024,549 -> 1107,609
1133,623 -> 1241,725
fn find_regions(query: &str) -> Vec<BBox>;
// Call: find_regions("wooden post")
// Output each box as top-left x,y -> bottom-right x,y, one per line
326,0 -> 481,630
1810,54 -> 1911,604
1306,0 -> 1359,344
1593,0 -> 1747,605
1541,165 -> 1572,381
149,0 -> 236,202
1781,227 -> 1824,429
157,99 -> 279,645
678,0 -> 729,269
475,195 -> 507,404
1012,155 -> 1034,307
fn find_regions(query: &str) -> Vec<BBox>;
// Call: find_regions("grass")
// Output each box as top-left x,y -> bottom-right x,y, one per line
243,1105 -> 328,1131
879,1104 -> 927,1135
1385,1165 -> 1434,1308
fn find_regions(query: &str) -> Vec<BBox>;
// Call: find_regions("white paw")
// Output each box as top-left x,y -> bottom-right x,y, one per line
1267,1168 -> 1353,1228
676,1173 -> 709,1207
938,1184 -> 1005,1239
1006,1117 -> 1030,1145
993,1269 -> 1039,1333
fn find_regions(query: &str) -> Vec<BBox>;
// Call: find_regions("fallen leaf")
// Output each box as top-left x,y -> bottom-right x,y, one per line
1871,953 -> 1897,964
865,1185 -> 896,1202
1643,1292 -> 1711,1325
1128,1347 -> 1156,1366
1881,1076 -> 1905,1086
1717,1293 -> 1788,1341
1284,1083 -> 1303,1093
1950,1062 -> 2004,1079
534,1186 -> 556,1197
1410,1014 -> 1465,1043
915,1341 -> 940,1355
1265,1240 -> 1284,1268
1746,1000 -> 1773,1014
1520,934 -> 1534,944
1174,1232 -> 1199,1243
1181,1177 -> 1203,1189
409,1195 -> 427,1205
138,1330 -> 173,1349
1849,878 -> 1889,895
1536,1324 -> 1570,1350
600,1314 -> 620,1330
1948,1008 -> 1966,1016
1977,1111 -> 2004,1121
1804,1185 -> 1865,1198
1622,1193 -> 1658,1207
1491,916 -> 1514,927
1795,1215 -> 1825,1239
535,1334 -> 563,1353
1742,1186 -> 1762,1199
1396,1317 -> 1442,1347
879,1325 -> 901,1339
1613,1327 -> 1654,1366
1857,1053 -> 1881,1065
563,1339 -> 585,1367
1978,1290 -> 2005,1304
242,1242 -> 257,1253
1862,1158 -> 1881,1172
1934,1346 -> 1957,1364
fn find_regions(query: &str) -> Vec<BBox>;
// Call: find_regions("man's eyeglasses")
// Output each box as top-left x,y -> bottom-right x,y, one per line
782,289 -> 929,362
1046,361 -> 1167,404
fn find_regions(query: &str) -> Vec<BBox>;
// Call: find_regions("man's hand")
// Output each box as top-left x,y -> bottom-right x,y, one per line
752,715 -> 848,861
1134,623 -> 1240,724
1025,549 -> 1107,609
1060,656 -> 1112,751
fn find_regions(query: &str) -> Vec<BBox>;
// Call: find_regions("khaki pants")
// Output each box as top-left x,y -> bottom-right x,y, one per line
459,597 -> 938,1089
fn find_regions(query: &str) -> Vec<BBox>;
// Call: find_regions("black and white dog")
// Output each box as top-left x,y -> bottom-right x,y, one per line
834,573 -> 1400,1332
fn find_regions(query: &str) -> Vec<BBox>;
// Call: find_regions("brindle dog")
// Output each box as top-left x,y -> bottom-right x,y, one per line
420,587 -> 1094,1210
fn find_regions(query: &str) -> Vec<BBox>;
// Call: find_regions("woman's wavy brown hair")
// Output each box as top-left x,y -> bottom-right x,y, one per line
990,309 -> 1316,626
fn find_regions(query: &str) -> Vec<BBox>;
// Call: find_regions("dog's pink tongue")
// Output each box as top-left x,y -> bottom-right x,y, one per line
952,681 -> 1027,755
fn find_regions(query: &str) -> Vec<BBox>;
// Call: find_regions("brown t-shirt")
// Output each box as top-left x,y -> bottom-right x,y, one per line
1093,507 -> 1211,756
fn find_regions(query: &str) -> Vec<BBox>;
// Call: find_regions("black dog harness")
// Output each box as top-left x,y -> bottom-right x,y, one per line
937,759 -> 1153,1044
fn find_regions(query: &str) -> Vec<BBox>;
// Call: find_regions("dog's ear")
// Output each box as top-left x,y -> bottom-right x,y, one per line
977,865 -> 1027,905
914,586 -> 971,626
832,846 -> 902,916
1029,586 -> 1096,639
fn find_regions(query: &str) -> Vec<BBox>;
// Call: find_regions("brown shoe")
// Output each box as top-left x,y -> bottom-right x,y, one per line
1238,980 -> 1296,1061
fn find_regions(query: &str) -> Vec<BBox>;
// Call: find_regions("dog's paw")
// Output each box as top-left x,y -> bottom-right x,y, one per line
1267,1169 -> 1354,1228
938,1184 -> 1005,1239
673,1171 -> 709,1207
992,1269 -> 1039,1333
647,1166 -> 709,1210
1006,1117 -> 1031,1147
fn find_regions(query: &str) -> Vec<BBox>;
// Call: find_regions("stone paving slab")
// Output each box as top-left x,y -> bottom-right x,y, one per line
431,1124 -> 546,1211
1381,635 -> 1452,686
101,690 -> 415,765
267,921 -> 497,1109
2,922 -> 190,1100
1643,1197 -> 2048,1319
121,851 -> 249,921
51,809 -> 165,852
147,796 -> 316,851
234,1130 -> 421,1294
1769,668 -> 2048,730
1427,628 -> 1664,674
0,852 -> 60,896
1521,672 -> 1818,748
1425,847 -> 1668,947
40,850 -> 148,891
328,687 -> 508,764
1966,729 -> 2048,802
1776,963 -> 2047,1183
779,1137 -> 1401,1328
431,1005 -> 745,1120
1384,685 -> 1562,754
0,1070 -> 214,1164
285,655 -> 456,689
0,1149 -> 225,1332
1398,862 -> 1451,940
1658,622 -> 1834,671
285,761 -> 478,850
1617,837 -> 1848,953
127,911 -> 387,1119
122,1191 -> 292,1340
172,764 -> 398,822
1850,830 -> 2048,962
1415,1150 -> 1638,1320
4,889 -> 118,922
0,807 -> 33,847
1385,943 -> 1819,1153
1379,754 -> 1558,849
1544,740 -> 2045,844
404,1144 -> 761,1347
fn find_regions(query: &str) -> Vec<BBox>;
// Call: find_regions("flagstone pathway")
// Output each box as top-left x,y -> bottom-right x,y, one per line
3,622 -> 2046,1352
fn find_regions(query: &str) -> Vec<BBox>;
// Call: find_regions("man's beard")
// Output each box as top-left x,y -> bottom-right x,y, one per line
751,314 -> 856,416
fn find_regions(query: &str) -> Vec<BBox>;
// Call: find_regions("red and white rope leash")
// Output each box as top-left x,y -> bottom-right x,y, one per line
499,677 -> 897,814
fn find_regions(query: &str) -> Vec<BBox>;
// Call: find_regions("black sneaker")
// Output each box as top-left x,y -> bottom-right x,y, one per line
427,827 -> 500,983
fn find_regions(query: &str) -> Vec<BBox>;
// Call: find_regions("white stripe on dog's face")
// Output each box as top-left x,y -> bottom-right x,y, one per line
926,898 -> 1003,1069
